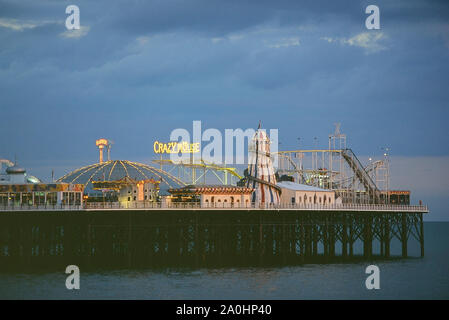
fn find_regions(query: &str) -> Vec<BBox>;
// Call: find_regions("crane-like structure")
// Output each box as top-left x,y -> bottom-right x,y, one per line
107,140 -> 114,161
95,138 -> 114,163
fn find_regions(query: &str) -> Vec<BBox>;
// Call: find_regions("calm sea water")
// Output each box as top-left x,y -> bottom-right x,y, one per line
0,222 -> 448,300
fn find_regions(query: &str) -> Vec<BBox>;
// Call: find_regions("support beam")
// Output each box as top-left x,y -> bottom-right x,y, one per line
380,215 -> 385,257
349,220 -> 354,257
329,217 -> 335,257
364,215 -> 373,258
342,214 -> 348,257
384,215 -> 390,258
312,225 -> 318,256
420,213 -> 425,257
401,213 -> 408,258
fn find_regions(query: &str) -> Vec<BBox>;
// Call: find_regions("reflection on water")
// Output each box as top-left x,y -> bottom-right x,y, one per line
1,256 -> 448,299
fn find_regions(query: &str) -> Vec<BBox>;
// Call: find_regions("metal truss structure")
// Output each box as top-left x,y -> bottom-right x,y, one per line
152,159 -> 243,186
275,125 -> 391,204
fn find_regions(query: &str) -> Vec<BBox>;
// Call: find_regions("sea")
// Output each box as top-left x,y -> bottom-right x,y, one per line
0,222 -> 448,300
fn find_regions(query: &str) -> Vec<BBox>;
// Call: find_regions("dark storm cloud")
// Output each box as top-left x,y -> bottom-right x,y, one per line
1,0 -> 448,73
105,0 -> 449,36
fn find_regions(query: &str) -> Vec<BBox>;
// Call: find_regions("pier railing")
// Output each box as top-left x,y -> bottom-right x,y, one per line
0,202 -> 428,212
0,204 -> 84,211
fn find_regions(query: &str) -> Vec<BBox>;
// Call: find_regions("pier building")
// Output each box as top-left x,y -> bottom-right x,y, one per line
277,181 -> 339,206
382,190 -> 410,205
0,160 -> 41,184
91,176 -> 160,204
0,183 -> 84,206
118,178 -> 160,204
167,185 -> 254,207
0,160 -> 83,206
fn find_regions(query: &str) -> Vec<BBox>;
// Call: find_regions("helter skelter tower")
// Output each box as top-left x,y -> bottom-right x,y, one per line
245,122 -> 281,205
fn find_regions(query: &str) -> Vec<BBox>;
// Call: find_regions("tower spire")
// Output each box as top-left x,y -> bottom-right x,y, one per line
246,122 -> 281,206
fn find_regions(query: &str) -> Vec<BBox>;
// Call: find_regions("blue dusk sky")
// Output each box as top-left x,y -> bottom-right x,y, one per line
0,0 -> 448,219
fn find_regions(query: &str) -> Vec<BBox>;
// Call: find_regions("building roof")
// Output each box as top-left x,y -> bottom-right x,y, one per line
6,164 -> 26,174
0,160 -> 42,184
0,183 -> 84,193
276,181 -> 332,192
169,184 -> 254,195
57,160 -> 184,193
382,190 -> 410,195
91,176 -> 160,190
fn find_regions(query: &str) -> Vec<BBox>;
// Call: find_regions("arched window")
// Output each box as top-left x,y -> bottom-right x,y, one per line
314,194 -> 317,204
211,196 -> 215,203
304,194 -> 307,203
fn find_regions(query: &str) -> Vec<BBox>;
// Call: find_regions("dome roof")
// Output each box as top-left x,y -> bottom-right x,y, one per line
56,160 -> 185,193
6,164 -> 26,174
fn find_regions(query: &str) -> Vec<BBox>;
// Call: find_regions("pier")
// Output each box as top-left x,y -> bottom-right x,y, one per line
0,204 -> 428,271
0,126 -> 428,273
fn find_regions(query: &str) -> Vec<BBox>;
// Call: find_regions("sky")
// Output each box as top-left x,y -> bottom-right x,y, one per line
0,0 -> 448,219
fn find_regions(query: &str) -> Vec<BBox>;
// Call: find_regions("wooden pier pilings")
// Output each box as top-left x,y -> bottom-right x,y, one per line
0,209 -> 426,271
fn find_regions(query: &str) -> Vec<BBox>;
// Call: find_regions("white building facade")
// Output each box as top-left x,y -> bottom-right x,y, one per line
277,181 -> 340,206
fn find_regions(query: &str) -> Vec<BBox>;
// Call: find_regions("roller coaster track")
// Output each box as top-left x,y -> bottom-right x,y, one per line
341,149 -> 380,202
277,153 -> 307,183
341,160 -> 385,189
365,160 -> 385,174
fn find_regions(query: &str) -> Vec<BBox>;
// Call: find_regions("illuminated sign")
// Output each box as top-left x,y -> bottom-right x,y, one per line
387,190 -> 410,195
96,139 -> 108,146
153,141 -> 200,154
